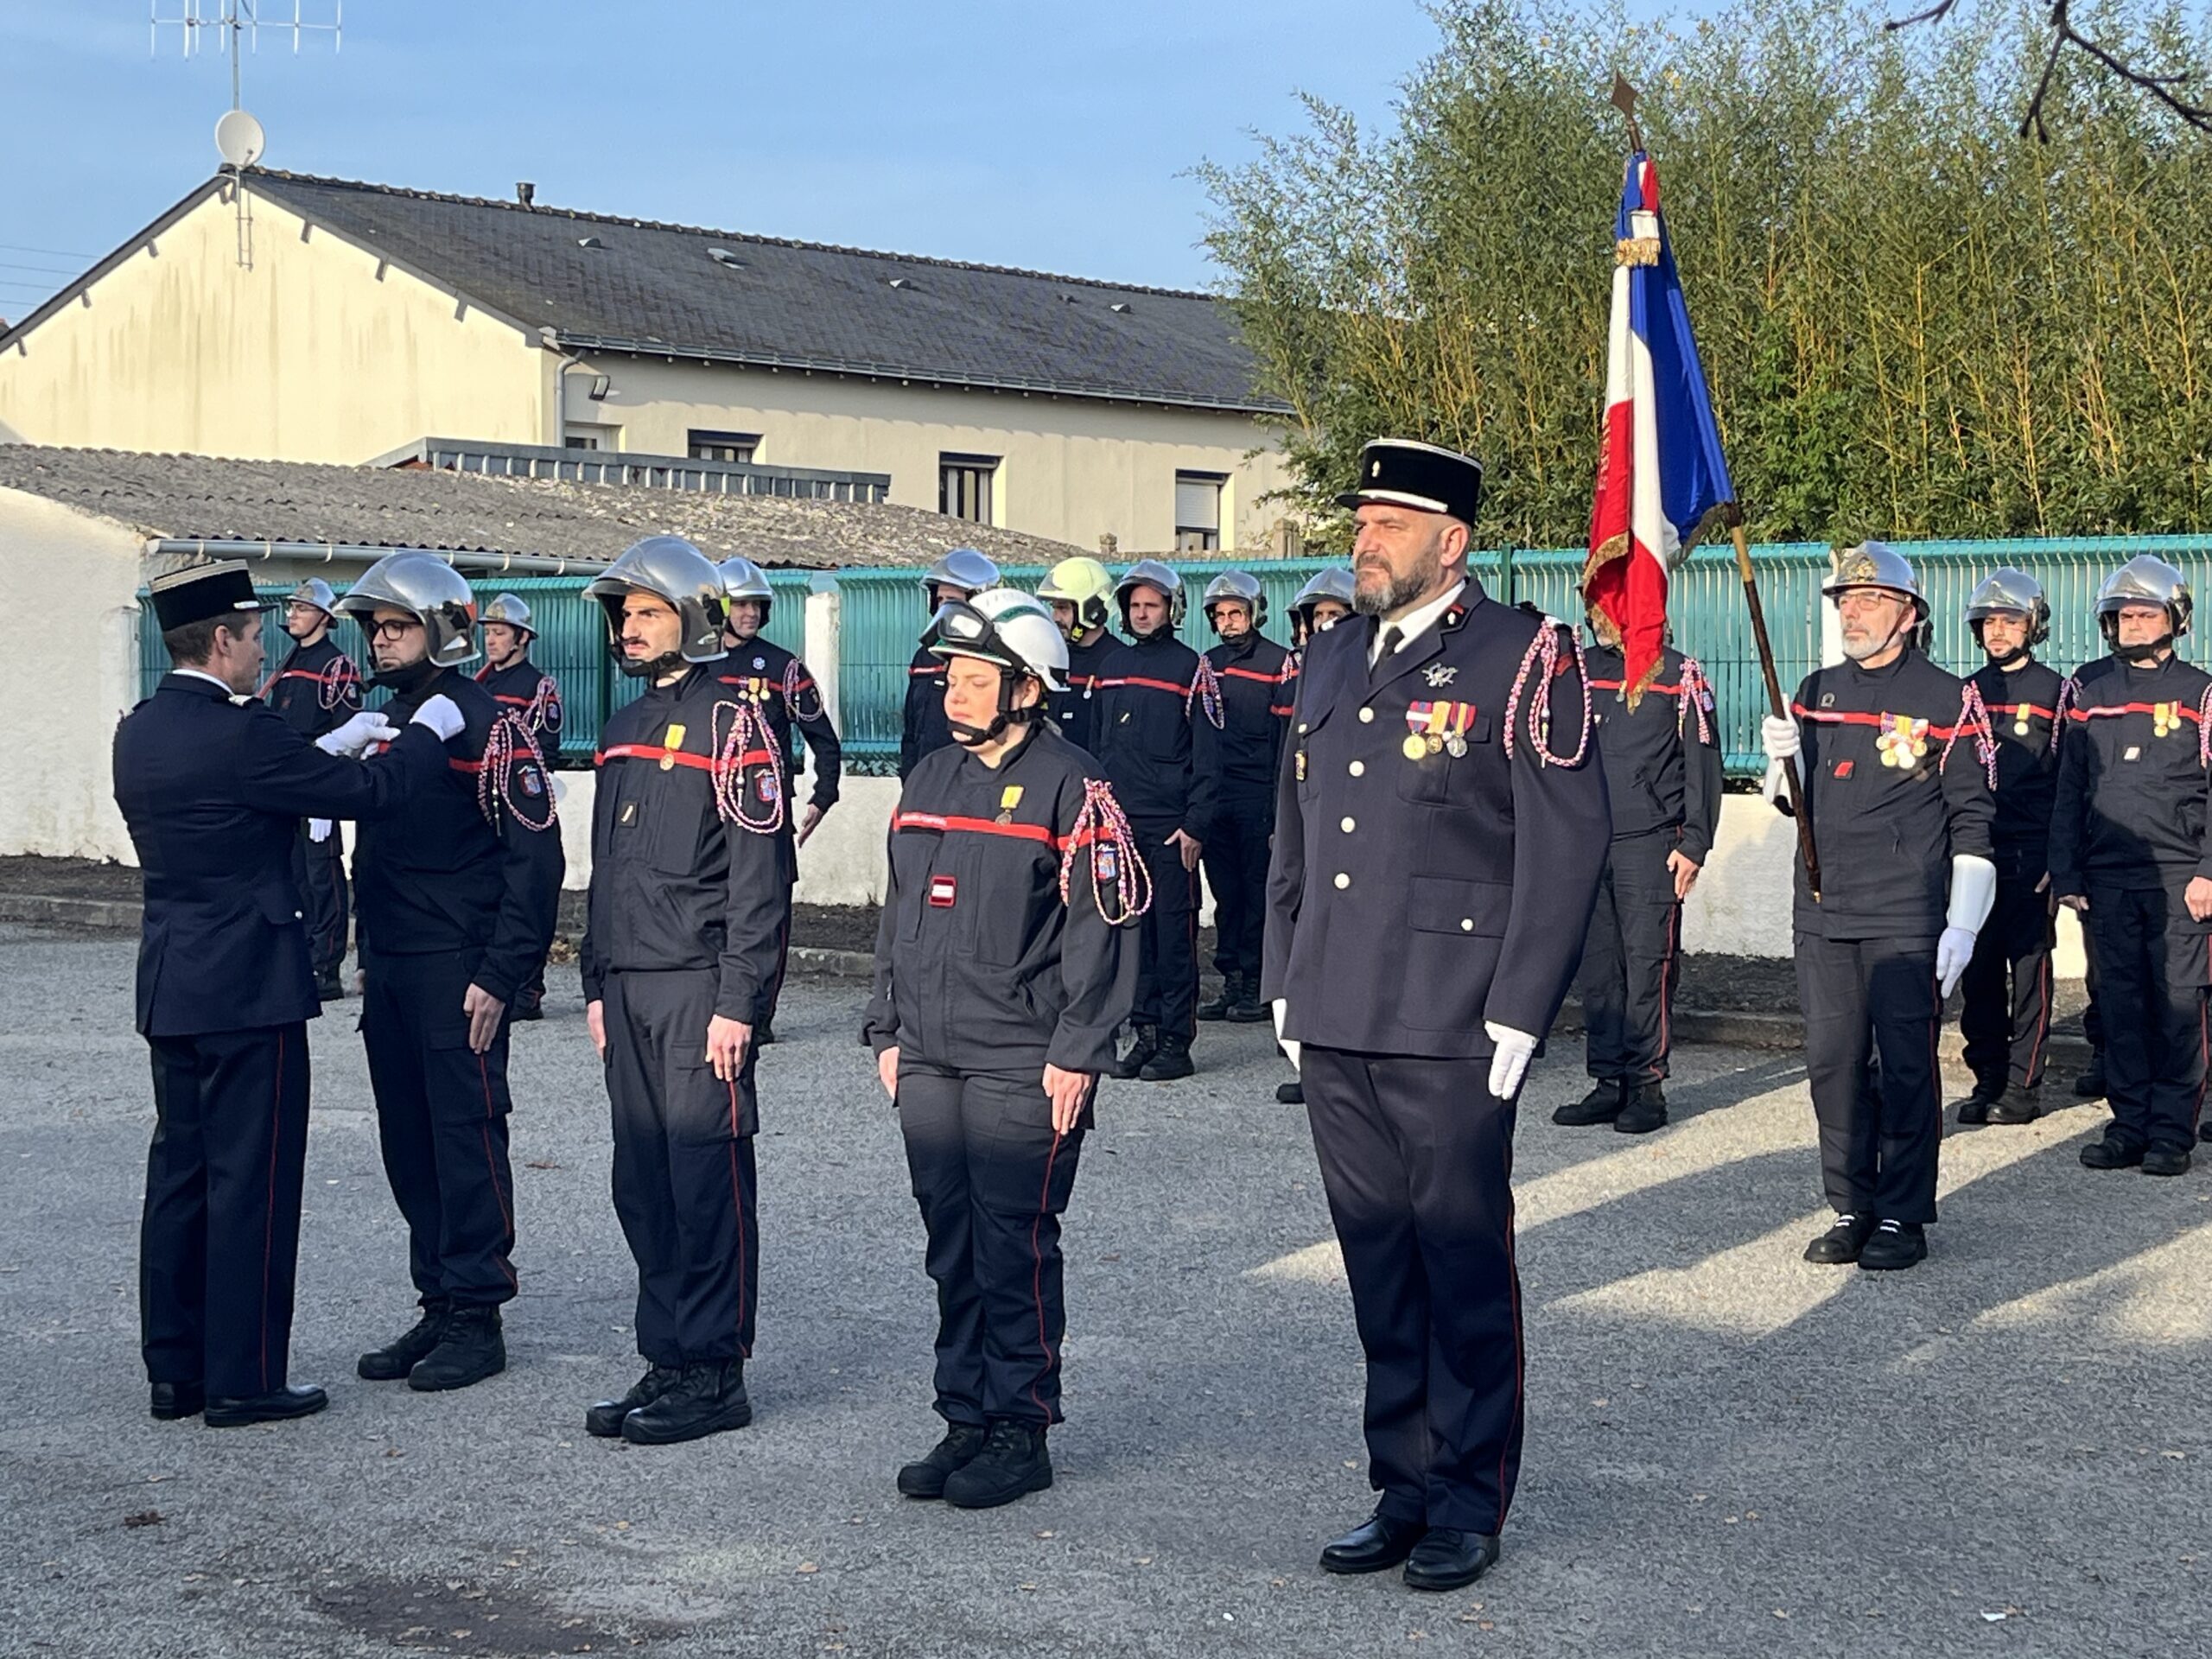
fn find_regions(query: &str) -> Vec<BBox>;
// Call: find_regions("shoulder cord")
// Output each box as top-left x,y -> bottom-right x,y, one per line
781,658 -> 826,723
475,712 -> 559,833
2050,674 -> 2076,755
1940,681 -> 1999,789
518,673 -> 561,735
710,697 -> 787,834
1503,620 -> 1592,766
1675,655 -> 1717,746
321,652 -> 364,714
2199,683 -> 2212,770
1058,779 -> 1152,925
1187,658 -> 1225,728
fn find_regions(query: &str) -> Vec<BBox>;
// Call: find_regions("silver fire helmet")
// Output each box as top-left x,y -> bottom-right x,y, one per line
2095,556 -> 2192,640
1115,559 -> 1186,629
289,578 -> 339,617
584,536 -> 729,667
481,592 -> 535,634
1963,569 -> 2049,645
334,553 -> 480,668
920,548 -> 1001,607
1202,570 -> 1268,632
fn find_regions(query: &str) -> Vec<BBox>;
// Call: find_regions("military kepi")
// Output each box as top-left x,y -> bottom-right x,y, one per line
1337,438 -> 1484,525
148,559 -> 270,632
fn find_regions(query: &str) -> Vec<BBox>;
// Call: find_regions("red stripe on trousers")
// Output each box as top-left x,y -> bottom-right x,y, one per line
1028,1131 -> 1065,1419
478,1052 -> 518,1292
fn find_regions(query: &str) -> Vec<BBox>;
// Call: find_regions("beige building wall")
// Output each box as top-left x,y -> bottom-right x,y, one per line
0,188 -> 546,462
561,357 -> 1297,556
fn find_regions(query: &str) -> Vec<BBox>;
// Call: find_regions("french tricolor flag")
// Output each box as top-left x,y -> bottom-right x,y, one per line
1584,149 -> 1734,705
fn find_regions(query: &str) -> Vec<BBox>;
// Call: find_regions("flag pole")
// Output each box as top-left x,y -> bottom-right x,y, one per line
1720,499 -> 1821,899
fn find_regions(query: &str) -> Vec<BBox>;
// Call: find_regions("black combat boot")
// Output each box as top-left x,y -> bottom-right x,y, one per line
2143,1144 -> 2193,1178
1140,1036 -> 1196,1081
409,1305 -> 505,1392
1109,1025 -> 1159,1081
621,1360 -> 753,1445
316,970 -> 346,1001
1986,1085 -> 2042,1125
1225,980 -> 1268,1023
1552,1079 -> 1624,1127
941,1420 -> 1052,1509
1613,1081 -> 1668,1135
586,1365 -> 682,1438
2080,1132 -> 2145,1170
1276,1079 -> 1305,1105
2073,1061 -> 2107,1098
1197,975 -> 1239,1021
896,1421 -> 991,1498
1951,1078 -> 2004,1126
357,1301 -> 449,1382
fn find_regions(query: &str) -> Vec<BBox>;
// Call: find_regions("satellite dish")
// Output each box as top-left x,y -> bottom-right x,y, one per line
214,108 -> 266,171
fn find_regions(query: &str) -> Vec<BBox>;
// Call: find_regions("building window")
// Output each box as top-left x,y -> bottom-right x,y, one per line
1175,471 -> 1226,552
689,429 -> 760,464
563,424 -> 619,451
940,453 -> 998,524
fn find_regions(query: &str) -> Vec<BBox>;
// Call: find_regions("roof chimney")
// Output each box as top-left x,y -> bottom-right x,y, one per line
516,181 -> 536,208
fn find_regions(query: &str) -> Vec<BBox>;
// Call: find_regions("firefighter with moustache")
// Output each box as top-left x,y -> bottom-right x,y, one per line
579,537 -> 791,1445
901,549 -> 1002,779
1033,556 -> 1120,756
1953,571 -> 2064,1128
2047,556 -> 2212,1177
716,556 -> 843,1045
476,592 -> 565,1020
264,578 -> 364,1001
864,588 -> 1143,1509
335,556 -> 564,1394
1760,543 -> 1998,1271
1554,611 -> 1720,1136
1193,571 -> 1295,1026
1093,561 -> 1216,1082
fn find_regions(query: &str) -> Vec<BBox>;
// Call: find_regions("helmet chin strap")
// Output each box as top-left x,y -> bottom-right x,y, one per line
2120,633 -> 2174,666
949,667 -> 1044,746
620,649 -> 686,681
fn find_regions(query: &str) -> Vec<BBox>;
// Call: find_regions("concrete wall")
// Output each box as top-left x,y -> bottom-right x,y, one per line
0,188 -> 547,461
563,354 -> 1297,554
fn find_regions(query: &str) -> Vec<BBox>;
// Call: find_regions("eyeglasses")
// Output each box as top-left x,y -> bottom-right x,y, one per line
365,617 -> 423,642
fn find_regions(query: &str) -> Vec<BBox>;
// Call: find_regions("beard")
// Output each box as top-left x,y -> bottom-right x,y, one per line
1352,562 -> 1431,617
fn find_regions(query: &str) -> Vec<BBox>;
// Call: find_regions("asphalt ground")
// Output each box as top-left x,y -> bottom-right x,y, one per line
1,921 -> 2205,1659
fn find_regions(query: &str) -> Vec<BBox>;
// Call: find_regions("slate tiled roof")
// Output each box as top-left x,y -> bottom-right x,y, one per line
238,171 -> 1283,415
0,445 -> 1082,570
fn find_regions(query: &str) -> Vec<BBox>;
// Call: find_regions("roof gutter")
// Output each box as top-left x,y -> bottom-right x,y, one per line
149,537 -> 611,576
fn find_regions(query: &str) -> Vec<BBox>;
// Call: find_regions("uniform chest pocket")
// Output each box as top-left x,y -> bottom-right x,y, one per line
614,772 -> 714,877
890,831 -> 944,941
1395,713 -> 1493,804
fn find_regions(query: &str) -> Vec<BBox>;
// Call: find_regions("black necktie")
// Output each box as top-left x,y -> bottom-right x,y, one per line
1372,626 -> 1403,677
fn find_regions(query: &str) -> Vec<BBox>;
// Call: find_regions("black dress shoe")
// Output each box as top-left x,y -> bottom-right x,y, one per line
1803,1212 -> 1874,1265
205,1384 -> 327,1428
1614,1082 -> 1668,1135
1553,1080 -> 1624,1127
2081,1134 -> 2145,1170
1276,1079 -> 1305,1105
1319,1510 -> 1427,1575
585,1364 -> 681,1438
1986,1086 -> 2042,1125
896,1421 -> 991,1498
1197,977 -> 1237,1021
358,1301 -> 450,1381
2143,1145 -> 2193,1178
1403,1528 -> 1500,1592
149,1381 -> 205,1421
1857,1219 -> 1927,1271
620,1361 -> 751,1445
1225,986 -> 1269,1023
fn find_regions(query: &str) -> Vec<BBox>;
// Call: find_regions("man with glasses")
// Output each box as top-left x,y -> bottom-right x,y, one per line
264,579 -> 363,1000
1761,543 -> 1997,1271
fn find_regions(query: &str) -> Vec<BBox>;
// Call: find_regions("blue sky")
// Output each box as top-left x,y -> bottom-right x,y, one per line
0,0 -> 1475,321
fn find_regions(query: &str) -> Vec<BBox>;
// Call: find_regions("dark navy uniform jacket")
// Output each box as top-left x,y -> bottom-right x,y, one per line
2047,652 -> 2212,896
1050,632 -> 1119,759
900,644 -> 952,779
1968,658 -> 2064,882
863,724 -> 1140,1077
1263,583 -> 1612,1058
112,673 -> 445,1038
1092,629 -> 1217,836
1783,651 -> 1997,939
1198,632 -> 1297,804
475,657 -> 564,749
353,669 -> 565,1007
580,665 -> 789,1023
263,633 -> 361,739
1585,642 -> 1721,861
717,634 -> 842,817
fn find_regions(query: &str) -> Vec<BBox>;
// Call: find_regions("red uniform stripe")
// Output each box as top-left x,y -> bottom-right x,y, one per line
1101,675 -> 1192,696
893,810 -> 1063,849
1588,677 -> 1684,695
594,743 -> 773,769
1790,703 -> 1978,740
2064,702 -> 2202,722
1984,702 -> 2056,719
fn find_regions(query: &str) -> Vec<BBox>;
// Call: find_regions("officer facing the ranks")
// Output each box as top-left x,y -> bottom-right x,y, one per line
580,537 -> 791,1444
1034,556 -> 1120,756
1267,439 -> 1610,1592
1194,570 -> 1295,1025
901,549 -> 1002,779
865,589 -> 1142,1509
334,556 -> 564,1393
476,592 -> 565,1020
264,578 -> 363,1000
1954,571 -> 2063,1127
1761,543 -> 1997,1271
115,560 -> 461,1426
1274,565 -> 1356,1109
1556,612 -> 1720,1135
716,556 -> 843,1044
2048,556 -> 2212,1177
1094,560 -> 1215,1082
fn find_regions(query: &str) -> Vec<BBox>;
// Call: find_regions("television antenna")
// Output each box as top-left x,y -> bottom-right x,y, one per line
149,3 -> 343,269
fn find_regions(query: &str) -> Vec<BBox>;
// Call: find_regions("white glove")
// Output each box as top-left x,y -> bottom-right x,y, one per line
1760,715 -> 1800,760
410,693 -> 464,741
1485,1021 -> 1538,1099
315,709 -> 399,759
1273,1000 -> 1300,1075
1936,926 -> 1977,997
308,818 -> 333,843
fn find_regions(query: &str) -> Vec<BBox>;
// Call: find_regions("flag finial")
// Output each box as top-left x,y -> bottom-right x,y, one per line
1609,73 -> 1643,152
